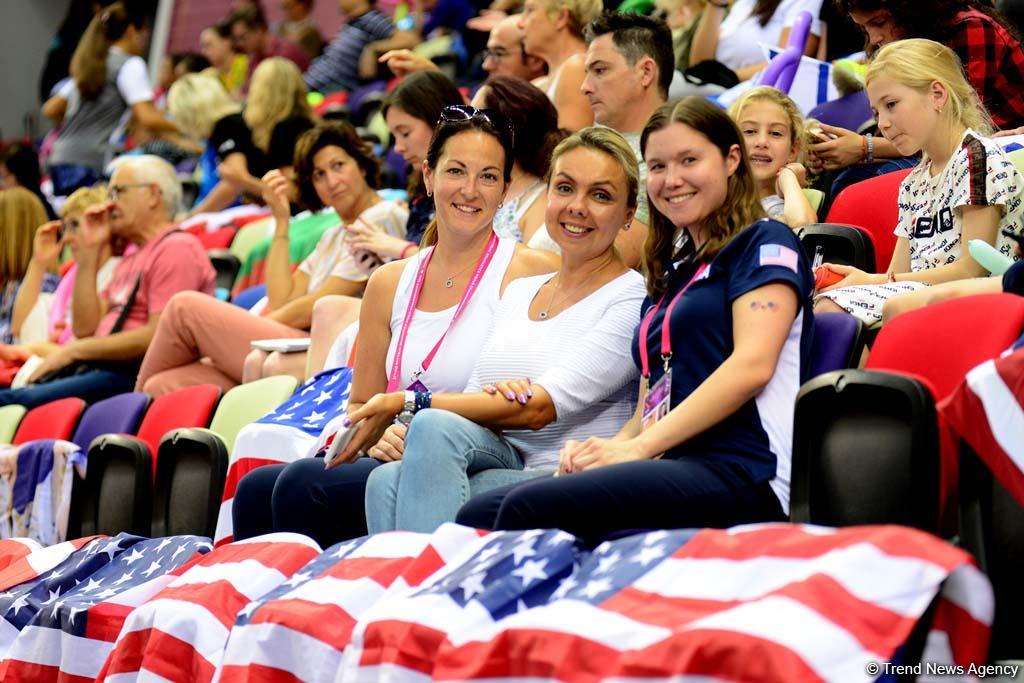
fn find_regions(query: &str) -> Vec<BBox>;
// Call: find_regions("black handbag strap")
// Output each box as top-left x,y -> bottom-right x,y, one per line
108,228 -> 182,335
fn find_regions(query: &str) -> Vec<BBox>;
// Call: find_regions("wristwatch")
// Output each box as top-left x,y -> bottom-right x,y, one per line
396,390 -> 416,426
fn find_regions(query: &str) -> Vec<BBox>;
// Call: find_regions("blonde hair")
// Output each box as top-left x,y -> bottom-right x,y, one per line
168,73 -> 241,140
547,127 -> 639,211
0,188 -> 48,282
61,186 -> 109,219
244,57 -> 312,151
728,86 -> 811,165
866,38 -> 993,136
539,0 -> 603,39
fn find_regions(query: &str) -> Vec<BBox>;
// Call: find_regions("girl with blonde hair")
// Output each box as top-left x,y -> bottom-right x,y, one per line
0,189 -> 53,345
518,0 -> 602,130
817,39 -> 1023,326
728,85 -> 817,228
42,2 -> 180,195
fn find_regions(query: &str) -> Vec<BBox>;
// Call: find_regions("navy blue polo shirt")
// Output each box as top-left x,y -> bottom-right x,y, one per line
631,219 -> 814,510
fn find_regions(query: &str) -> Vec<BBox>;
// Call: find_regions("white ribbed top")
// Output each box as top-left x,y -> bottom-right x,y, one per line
466,269 -> 645,469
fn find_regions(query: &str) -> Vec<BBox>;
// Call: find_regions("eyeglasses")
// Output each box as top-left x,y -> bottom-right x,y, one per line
437,105 -> 515,144
482,47 -> 521,61
108,183 -> 154,201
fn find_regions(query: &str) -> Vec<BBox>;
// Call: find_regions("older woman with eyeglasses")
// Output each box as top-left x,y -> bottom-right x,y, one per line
229,105 -> 558,547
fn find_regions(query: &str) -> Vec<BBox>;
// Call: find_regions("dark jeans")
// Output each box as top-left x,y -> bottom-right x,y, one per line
232,456 -> 384,548
0,368 -> 135,409
456,458 -> 786,547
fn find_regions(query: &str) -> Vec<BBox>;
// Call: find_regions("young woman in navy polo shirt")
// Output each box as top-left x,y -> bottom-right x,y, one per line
457,97 -> 815,544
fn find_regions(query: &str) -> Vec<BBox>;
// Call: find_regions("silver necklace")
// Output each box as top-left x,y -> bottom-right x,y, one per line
443,260 -> 475,288
538,271 -> 597,319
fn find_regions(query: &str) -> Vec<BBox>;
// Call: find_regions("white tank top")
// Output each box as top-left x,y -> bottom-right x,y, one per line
384,236 -> 518,393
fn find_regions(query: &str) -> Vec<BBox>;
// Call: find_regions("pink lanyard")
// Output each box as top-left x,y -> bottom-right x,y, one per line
386,232 -> 500,391
638,262 -> 709,378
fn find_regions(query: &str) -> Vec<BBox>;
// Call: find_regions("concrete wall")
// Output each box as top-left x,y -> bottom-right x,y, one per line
0,0 -> 72,140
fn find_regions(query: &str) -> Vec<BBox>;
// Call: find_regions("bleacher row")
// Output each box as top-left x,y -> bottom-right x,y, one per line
2,289 -> 1022,660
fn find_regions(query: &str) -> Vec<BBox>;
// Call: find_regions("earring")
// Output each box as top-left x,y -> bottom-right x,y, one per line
622,221 -> 631,231
426,190 -> 432,197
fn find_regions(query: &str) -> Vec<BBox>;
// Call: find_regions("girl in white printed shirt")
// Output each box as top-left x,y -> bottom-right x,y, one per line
817,39 -> 1024,326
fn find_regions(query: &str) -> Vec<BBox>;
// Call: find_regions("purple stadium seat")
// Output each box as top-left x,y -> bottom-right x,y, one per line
71,392 -> 151,452
808,312 -> 866,380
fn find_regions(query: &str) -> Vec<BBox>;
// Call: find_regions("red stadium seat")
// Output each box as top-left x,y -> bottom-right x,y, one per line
12,398 -> 85,444
197,226 -> 237,250
866,293 -> 1024,401
825,168 -> 912,274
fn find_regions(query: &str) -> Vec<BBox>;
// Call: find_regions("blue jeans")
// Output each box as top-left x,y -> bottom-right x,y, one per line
0,368 -> 135,409
365,409 -> 529,534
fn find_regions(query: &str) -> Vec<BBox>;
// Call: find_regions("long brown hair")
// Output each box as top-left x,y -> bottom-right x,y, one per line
640,97 -> 765,298
0,188 -> 48,282
70,3 -> 144,100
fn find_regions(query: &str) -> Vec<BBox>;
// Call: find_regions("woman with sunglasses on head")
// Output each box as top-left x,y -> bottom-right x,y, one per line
457,97 -> 815,546
230,105 -> 558,547
357,126 -> 646,534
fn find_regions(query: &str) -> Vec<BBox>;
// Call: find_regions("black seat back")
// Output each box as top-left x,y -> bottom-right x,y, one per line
798,223 -> 877,273
207,250 -> 242,294
79,435 -> 153,537
152,429 -> 229,538
790,370 -> 941,532
958,444 -> 1024,661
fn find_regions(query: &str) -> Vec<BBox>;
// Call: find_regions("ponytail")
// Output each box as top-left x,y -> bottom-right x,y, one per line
70,3 -> 136,100
421,218 -> 439,247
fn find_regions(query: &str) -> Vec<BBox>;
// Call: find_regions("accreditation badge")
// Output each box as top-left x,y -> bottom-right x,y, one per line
641,370 -> 671,432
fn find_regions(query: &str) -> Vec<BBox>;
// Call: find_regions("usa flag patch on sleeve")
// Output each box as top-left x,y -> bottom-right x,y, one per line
759,244 -> 799,272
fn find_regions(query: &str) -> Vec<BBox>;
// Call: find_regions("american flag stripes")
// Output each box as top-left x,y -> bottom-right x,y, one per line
1,535 -> 212,682
215,368 -> 353,547
0,523 -> 994,681
941,346 -> 1024,507
97,532 -> 321,682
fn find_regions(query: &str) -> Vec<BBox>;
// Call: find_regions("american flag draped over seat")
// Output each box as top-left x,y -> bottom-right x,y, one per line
220,523 -> 989,683
215,368 -> 353,547
941,346 -> 1024,507
0,534 -> 211,682
0,523 -> 995,681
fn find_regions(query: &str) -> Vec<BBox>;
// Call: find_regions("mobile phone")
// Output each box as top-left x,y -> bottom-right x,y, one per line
322,424 -> 357,468
1002,229 -> 1024,250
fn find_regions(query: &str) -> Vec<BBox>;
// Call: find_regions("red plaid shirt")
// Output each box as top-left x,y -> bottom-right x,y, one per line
947,9 -> 1024,130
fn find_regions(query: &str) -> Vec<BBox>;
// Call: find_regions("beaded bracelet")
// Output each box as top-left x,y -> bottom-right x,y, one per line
865,133 -> 874,164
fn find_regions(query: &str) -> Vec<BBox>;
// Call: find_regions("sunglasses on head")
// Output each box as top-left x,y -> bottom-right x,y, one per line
437,105 -> 514,143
